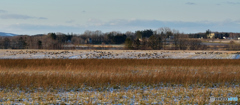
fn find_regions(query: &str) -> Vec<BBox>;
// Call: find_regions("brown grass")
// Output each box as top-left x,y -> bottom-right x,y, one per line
0,59 -> 239,90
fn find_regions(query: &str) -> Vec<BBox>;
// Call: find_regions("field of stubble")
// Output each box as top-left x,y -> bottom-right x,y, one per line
0,50 -> 239,104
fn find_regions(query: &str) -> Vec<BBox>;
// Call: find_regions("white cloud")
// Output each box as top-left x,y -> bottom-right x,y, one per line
0,10 -> 47,20
0,10 -> 7,13
186,2 -> 196,5
0,14 -> 48,20
0,14 -> 33,19
3,19 -> 240,35
4,24 -> 82,35
38,17 -> 48,20
87,18 -> 104,26
226,2 -> 240,5
66,20 -> 75,23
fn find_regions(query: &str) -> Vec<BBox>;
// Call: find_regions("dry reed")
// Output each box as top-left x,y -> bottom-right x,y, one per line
0,59 -> 239,90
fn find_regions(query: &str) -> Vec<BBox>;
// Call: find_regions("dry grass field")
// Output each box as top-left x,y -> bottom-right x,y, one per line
0,59 -> 240,89
0,59 -> 239,104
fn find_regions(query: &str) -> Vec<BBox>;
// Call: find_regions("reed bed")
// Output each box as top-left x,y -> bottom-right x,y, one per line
0,59 -> 239,89
0,59 -> 239,104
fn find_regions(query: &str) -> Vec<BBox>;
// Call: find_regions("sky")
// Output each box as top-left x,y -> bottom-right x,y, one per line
0,0 -> 240,35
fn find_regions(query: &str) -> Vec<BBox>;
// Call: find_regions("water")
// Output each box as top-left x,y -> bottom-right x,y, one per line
235,54 -> 240,59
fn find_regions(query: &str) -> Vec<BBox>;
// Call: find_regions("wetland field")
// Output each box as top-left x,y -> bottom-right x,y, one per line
0,58 -> 240,104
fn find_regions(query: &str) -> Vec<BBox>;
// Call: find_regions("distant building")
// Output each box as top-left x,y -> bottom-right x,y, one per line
207,33 -> 215,39
188,32 -> 240,39
138,38 -> 143,42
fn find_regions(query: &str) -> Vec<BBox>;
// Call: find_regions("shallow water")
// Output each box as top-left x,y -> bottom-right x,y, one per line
235,54 -> 240,59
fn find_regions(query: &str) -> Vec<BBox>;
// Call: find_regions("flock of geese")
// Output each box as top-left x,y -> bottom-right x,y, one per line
2,50 -> 238,59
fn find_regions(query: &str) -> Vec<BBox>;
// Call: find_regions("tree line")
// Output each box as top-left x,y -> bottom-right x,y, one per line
0,27 -> 238,50
124,27 -> 205,50
0,31 -> 127,49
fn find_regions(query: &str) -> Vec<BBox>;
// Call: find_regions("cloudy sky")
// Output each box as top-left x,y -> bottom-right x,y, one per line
0,0 -> 240,35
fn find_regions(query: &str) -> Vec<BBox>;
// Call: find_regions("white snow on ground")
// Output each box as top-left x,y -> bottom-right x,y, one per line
0,50 -> 239,59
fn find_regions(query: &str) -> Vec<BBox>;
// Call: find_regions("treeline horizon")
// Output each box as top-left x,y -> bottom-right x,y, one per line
0,27 -> 239,50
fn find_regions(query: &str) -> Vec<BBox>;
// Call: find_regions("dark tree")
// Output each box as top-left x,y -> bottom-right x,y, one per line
148,35 -> 162,50
133,39 -> 140,49
142,29 -> 153,38
205,29 -> 211,39
135,31 -> 142,39
112,35 -> 127,44
17,37 -> 27,49
3,37 -> 10,49
49,33 -> 57,40
124,38 -> 133,49
189,40 -> 202,50
38,40 -> 42,49
179,39 -> 188,50
224,33 -> 229,37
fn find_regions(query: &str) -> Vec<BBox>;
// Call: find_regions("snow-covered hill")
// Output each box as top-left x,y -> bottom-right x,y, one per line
0,32 -> 17,36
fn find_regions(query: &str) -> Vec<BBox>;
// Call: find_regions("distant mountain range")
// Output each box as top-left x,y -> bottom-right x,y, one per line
0,32 -> 18,36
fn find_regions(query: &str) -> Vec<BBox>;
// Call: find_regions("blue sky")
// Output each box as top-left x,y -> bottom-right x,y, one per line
0,0 -> 240,35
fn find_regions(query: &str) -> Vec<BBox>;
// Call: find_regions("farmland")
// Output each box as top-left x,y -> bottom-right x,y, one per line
0,57 -> 240,104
